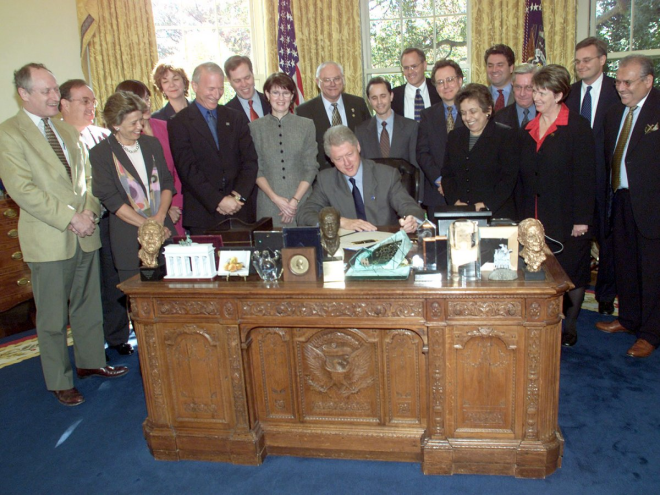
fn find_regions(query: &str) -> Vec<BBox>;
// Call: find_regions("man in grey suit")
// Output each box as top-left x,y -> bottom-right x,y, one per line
0,64 -> 127,406
494,64 -> 538,130
295,61 -> 370,170
297,126 -> 423,232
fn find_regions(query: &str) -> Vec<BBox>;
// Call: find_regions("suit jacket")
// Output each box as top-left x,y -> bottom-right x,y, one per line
517,108 -> 596,242
604,87 -> 660,238
566,75 -> 620,223
493,103 -> 523,130
416,102 -> 463,207
225,91 -> 272,119
490,85 -> 515,107
442,119 -> 518,219
168,102 -> 258,230
0,111 -> 101,262
295,93 -> 371,169
391,79 -> 441,117
152,100 -> 191,121
89,134 -> 176,271
297,158 -> 424,227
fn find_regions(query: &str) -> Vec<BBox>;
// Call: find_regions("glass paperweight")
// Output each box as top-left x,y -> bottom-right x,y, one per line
417,213 -> 438,270
447,219 -> 481,280
252,250 -> 283,282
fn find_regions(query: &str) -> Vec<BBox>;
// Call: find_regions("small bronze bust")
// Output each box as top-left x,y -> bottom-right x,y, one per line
518,218 -> 546,272
138,219 -> 166,268
319,207 -> 342,259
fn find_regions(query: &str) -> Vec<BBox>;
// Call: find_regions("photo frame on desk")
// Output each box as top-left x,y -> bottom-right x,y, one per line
479,226 -> 519,271
217,247 -> 255,277
282,226 -> 323,275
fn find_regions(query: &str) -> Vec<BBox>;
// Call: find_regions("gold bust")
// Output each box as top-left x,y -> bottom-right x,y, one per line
138,219 -> 166,268
518,218 -> 546,272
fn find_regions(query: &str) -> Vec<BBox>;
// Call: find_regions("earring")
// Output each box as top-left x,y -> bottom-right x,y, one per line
114,128 -> 119,131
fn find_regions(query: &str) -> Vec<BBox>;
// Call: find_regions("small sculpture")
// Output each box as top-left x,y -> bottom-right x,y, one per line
319,206 -> 342,259
518,218 -> 547,272
252,250 -> 283,282
138,219 -> 166,268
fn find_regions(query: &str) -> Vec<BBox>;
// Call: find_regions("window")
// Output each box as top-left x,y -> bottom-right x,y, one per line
151,0 -> 267,103
360,0 -> 469,88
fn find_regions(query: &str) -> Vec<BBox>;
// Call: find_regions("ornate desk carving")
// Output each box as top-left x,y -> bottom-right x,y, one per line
120,254 -> 571,478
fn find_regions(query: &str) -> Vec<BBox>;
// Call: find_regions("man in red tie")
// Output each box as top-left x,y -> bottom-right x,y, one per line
224,55 -> 271,122
485,44 -> 516,113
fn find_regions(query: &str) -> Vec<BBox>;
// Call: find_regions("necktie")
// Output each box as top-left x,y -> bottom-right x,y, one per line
331,103 -> 342,126
611,105 -> 637,192
494,89 -> 505,112
414,89 -> 424,122
248,100 -> 259,122
42,118 -> 72,181
349,177 -> 367,221
521,108 -> 530,128
580,86 -> 592,125
380,121 -> 390,158
446,106 -> 455,133
206,110 -> 219,149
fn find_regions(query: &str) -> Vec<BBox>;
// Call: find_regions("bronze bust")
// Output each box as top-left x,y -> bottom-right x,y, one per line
518,218 -> 547,272
138,219 -> 166,268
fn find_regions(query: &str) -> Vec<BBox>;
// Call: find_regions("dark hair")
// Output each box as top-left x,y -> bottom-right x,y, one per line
115,80 -> 151,100
102,91 -> 148,130
456,83 -> 494,115
13,63 -> 51,92
224,55 -> 253,77
152,63 -> 190,98
532,65 -> 571,103
263,72 -> 297,111
431,59 -> 464,84
484,44 -> 515,66
619,54 -> 655,79
366,77 -> 392,98
575,37 -> 608,58
400,48 -> 426,63
59,79 -> 90,111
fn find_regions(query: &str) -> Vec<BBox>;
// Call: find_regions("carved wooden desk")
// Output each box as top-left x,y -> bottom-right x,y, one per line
120,254 -> 571,478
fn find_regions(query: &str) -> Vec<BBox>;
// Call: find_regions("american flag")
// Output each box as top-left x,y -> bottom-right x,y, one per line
522,0 -> 547,66
278,0 -> 305,105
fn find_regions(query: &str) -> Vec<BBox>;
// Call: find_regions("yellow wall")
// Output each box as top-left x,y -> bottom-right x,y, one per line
0,0 -> 83,123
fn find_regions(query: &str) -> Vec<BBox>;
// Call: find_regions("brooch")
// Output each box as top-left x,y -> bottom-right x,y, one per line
645,123 -> 659,134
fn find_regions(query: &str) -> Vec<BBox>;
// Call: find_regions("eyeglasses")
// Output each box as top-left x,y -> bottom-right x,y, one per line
320,76 -> 342,85
513,84 -> 533,92
402,63 -> 420,72
615,77 -> 645,88
435,76 -> 458,87
270,90 -> 293,99
68,97 -> 98,108
573,56 -> 599,66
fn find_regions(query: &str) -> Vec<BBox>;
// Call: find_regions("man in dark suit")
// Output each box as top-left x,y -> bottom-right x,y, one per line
169,62 -> 258,234
494,64 -> 538,130
298,126 -> 424,232
566,37 -> 621,316
416,59 -> 464,216
223,55 -> 271,121
596,55 -> 660,358
60,79 -> 132,356
485,44 -> 516,112
295,61 -> 370,170
391,48 -> 440,121
355,77 -> 420,200
0,64 -> 127,406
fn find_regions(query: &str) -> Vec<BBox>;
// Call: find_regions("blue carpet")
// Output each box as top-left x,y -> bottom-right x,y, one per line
1,311 -> 660,495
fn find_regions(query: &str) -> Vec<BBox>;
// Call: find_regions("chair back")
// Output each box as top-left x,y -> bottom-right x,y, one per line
372,158 -> 420,202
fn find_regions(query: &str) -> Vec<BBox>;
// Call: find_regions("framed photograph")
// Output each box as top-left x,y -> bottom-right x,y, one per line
479,226 -> 519,271
217,248 -> 252,277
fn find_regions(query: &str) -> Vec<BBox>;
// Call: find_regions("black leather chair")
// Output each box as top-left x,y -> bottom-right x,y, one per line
372,158 -> 420,202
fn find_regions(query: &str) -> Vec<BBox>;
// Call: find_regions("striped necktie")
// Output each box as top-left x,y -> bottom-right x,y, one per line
42,118 -> 71,181
611,106 -> 637,192
521,108 -> 530,128
380,121 -> 390,158
414,89 -> 424,122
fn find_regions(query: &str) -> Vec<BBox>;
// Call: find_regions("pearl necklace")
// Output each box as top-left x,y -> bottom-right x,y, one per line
117,138 -> 140,154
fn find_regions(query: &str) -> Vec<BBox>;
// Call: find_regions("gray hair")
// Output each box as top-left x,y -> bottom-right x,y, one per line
13,63 -> 52,92
315,61 -> 344,79
192,62 -> 224,84
323,125 -> 358,156
513,63 -> 539,78
618,55 -> 655,79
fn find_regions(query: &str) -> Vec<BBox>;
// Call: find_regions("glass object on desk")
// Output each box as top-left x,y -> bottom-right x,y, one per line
252,250 -> 283,282
417,213 -> 437,270
447,219 -> 481,280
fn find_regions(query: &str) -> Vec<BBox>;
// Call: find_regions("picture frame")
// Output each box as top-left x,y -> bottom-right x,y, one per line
479,225 -> 519,271
217,248 -> 253,277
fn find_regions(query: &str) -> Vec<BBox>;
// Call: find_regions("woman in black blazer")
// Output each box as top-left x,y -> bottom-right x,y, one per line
441,83 -> 518,219
517,65 -> 596,347
90,91 -> 176,281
